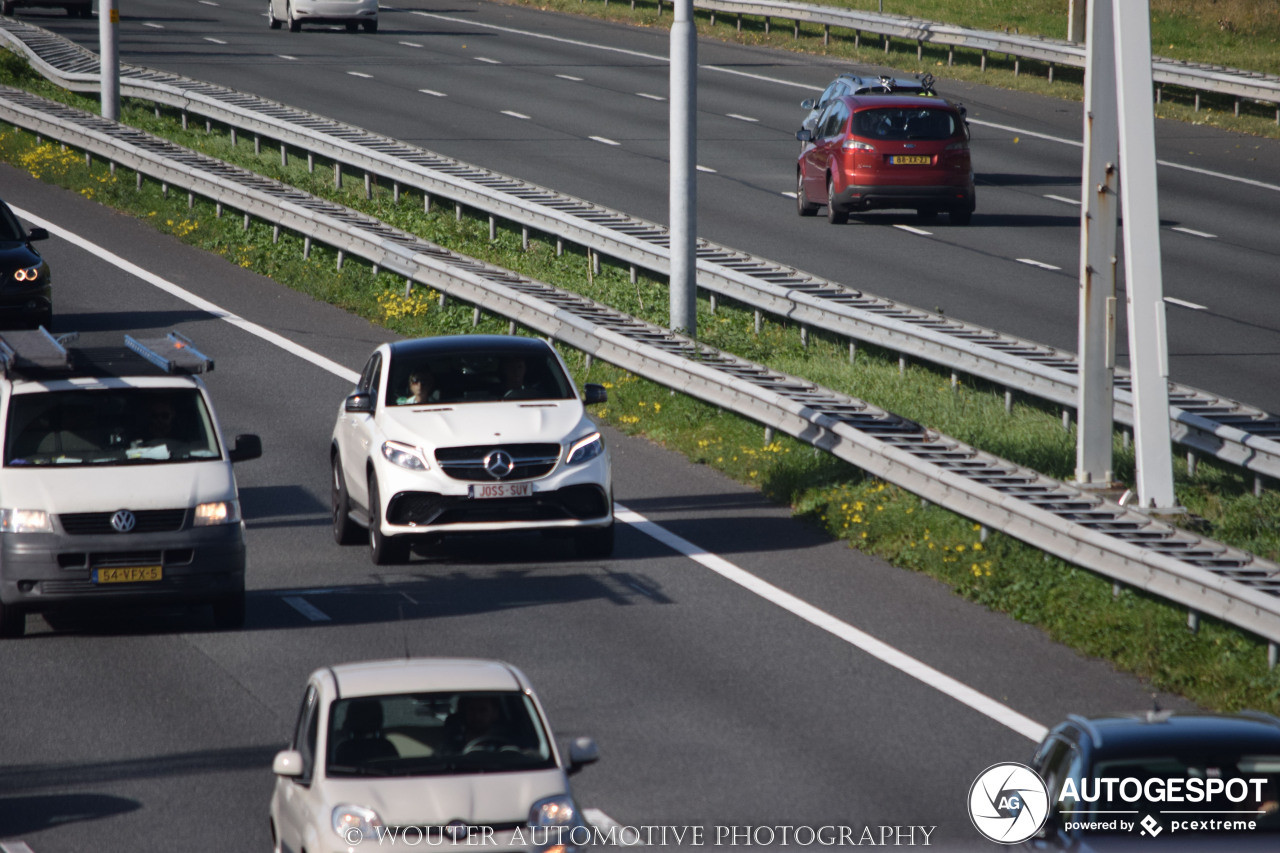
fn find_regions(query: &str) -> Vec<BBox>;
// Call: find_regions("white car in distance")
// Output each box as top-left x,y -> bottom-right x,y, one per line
330,335 -> 613,564
270,658 -> 600,852
268,0 -> 378,33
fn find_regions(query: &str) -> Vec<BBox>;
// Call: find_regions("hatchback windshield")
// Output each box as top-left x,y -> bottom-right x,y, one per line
326,691 -> 555,777
853,108 -> 958,141
5,388 -> 220,467
386,349 -> 574,406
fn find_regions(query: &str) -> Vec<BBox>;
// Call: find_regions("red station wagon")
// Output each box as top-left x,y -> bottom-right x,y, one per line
796,94 -> 975,225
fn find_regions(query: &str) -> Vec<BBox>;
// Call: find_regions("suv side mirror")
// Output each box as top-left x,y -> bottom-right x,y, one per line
795,128 -> 813,143
583,383 -> 607,405
800,98 -> 816,110
567,736 -> 599,775
228,433 -> 262,463
272,749 -> 304,778
344,392 -> 375,414
27,227 -> 49,242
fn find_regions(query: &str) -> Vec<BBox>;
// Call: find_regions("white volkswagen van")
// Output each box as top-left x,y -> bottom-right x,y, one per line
0,329 -> 261,637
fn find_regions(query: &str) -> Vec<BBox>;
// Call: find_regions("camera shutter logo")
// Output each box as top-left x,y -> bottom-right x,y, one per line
968,762 -> 1049,844
110,510 -> 137,533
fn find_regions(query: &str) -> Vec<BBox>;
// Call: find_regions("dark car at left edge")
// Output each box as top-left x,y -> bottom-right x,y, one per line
0,197 -> 51,330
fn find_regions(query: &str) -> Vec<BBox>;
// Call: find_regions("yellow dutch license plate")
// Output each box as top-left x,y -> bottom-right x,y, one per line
891,155 -> 932,165
94,566 -> 163,584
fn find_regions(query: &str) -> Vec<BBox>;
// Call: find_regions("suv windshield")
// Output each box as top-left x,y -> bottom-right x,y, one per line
5,388 -> 220,467
387,349 -> 574,406
326,691 -> 555,778
853,108 -> 957,141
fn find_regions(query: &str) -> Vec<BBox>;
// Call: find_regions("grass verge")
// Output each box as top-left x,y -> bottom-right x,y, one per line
2,51 -> 1279,712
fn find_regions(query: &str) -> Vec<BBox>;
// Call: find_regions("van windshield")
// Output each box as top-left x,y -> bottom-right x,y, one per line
4,388 -> 220,467
854,108 -> 957,141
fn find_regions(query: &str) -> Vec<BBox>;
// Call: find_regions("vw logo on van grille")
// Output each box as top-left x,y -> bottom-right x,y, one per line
110,510 -> 137,533
483,449 -> 515,479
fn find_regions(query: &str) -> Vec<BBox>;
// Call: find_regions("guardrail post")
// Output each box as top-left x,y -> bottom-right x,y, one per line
801,326 -> 809,348
372,264 -> 379,277
243,213 -> 250,231
255,133 -> 262,154
308,152 -> 314,173
393,182 -> 400,204
336,249 -> 344,269
951,371 -> 958,390
948,46 -> 954,66
216,202 -> 222,217
84,152 -> 91,169
754,310 -> 762,334
765,17 -> 770,34
206,119 -> 211,133
109,161 -> 115,176
404,277 -> 413,298
273,225 -> 279,244
161,182 -> 168,199
281,143 -> 287,168
231,127 -> 237,146
981,50 -> 987,71
1234,97 -> 1241,117
364,172 -> 371,200
187,191 -> 193,210
899,356 -> 907,376
709,293 -> 717,313
556,238 -> 563,257
765,426 -> 774,445
438,292 -> 447,308
303,236 -> 311,259
854,30 -> 860,48
523,227 -> 529,251
1014,58 -> 1020,76
737,13 -> 741,33
1187,610 -> 1200,633
794,20 -> 799,39
823,24 -> 829,46
917,40 -> 923,61
473,307 -> 481,326
630,264 -> 637,284
424,193 -> 431,212
455,202 -> 463,222
1194,92 -> 1200,111
181,111 -> 187,130
1049,62 -> 1055,83
333,162 -> 341,189
509,321 -> 517,335
489,215 -> 496,241
849,341 -> 856,363
1187,451 -> 1197,478
709,11 -> 714,25
883,34 -> 890,53
1063,409 -> 1071,431
1113,581 -> 1122,598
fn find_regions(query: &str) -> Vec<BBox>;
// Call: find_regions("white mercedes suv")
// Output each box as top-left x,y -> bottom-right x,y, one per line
330,335 -> 613,564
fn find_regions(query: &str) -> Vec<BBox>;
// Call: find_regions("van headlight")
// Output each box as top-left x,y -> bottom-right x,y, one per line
0,508 -> 52,533
382,440 -> 429,470
529,794 -> 577,828
194,500 -> 241,526
565,432 -> 602,466
333,804 -> 383,843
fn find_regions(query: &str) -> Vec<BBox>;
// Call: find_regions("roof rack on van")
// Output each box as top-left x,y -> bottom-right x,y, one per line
124,331 -> 215,375
0,327 -> 79,375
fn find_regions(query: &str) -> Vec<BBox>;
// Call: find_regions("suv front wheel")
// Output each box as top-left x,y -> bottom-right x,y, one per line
368,474 -> 409,565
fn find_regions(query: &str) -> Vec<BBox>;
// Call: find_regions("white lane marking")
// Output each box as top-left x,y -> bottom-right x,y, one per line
11,206 -> 362,384
475,57 -> 501,64
204,37 -> 227,45
399,41 -> 423,48
1017,258 -> 1062,271
143,22 -> 164,29
781,191 -> 798,199
277,55 -> 297,61
635,92 -> 666,101
893,224 -> 933,236
1171,225 -> 1217,239
200,1 -> 220,6
283,596 -> 331,622
727,113 -> 759,122
614,504 -> 1047,742
419,89 -> 448,98
1,843 -> 37,853
696,165 -> 716,173
347,72 -> 373,79
590,136 -> 620,146
23,209 -> 1047,743
583,809 -> 643,844
1044,194 -> 1081,205
1165,296 -> 1208,311
556,74 -> 583,81
408,12 -> 1279,196
501,110 -> 530,120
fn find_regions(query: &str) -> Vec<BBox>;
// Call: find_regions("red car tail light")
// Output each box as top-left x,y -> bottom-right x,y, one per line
842,139 -> 875,151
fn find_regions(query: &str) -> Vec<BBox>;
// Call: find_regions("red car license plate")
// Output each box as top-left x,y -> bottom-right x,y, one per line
890,155 -> 932,165
469,482 -> 532,499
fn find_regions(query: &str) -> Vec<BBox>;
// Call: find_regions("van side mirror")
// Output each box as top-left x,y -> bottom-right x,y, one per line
800,98 -> 816,110
583,383 -> 607,405
567,737 -> 599,775
795,128 -> 813,143
344,392 -> 375,414
229,434 -> 262,463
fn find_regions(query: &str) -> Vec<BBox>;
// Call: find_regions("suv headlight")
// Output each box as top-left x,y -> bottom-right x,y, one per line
0,508 -> 52,533
565,432 -> 602,466
333,804 -> 383,843
193,500 -> 241,526
382,440 -> 429,470
529,794 -> 577,828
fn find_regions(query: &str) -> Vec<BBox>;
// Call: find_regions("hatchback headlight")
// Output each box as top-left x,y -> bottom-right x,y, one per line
565,432 -> 603,466
333,804 -> 383,843
12,264 -> 42,283
193,500 -> 241,526
382,440 -> 428,470
529,794 -> 577,828
0,508 -> 52,533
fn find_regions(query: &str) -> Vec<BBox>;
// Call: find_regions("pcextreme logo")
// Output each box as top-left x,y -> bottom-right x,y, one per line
968,762 -> 1050,844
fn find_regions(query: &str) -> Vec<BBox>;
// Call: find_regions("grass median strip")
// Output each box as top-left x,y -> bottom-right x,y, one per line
2,52 -> 1279,711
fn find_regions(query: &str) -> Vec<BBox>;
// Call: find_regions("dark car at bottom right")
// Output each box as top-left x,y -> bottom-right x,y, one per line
1024,711 -> 1280,851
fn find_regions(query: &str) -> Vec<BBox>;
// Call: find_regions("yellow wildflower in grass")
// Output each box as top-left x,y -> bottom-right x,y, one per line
653,403 -> 661,413
956,545 -> 966,553
618,415 -> 640,425
971,564 -> 981,577
973,543 -> 983,551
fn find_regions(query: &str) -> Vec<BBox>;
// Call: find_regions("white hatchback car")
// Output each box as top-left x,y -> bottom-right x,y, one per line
330,335 -> 613,564
267,0 -> 378,33
270,658 -> 600,853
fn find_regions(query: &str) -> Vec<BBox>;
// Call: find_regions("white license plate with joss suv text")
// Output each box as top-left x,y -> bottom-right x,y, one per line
469,482 -> 532,499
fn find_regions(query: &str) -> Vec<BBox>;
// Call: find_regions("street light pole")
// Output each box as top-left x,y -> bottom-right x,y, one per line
99,0 -> 119,121
669,0 -> 697,337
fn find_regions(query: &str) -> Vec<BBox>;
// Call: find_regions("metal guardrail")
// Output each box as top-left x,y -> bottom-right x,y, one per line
2,21 -> 1279,484
3,83 -> 1279,652
694,0 -> 1280,113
